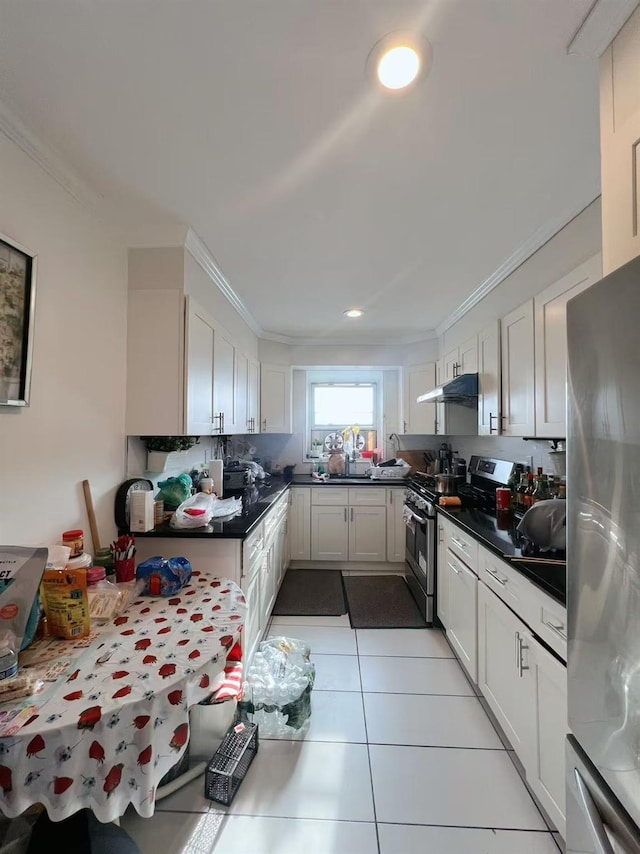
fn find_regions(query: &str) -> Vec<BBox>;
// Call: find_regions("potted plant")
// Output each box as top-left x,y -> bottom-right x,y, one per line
310,438 -> 324,458
142,437 -> 199,472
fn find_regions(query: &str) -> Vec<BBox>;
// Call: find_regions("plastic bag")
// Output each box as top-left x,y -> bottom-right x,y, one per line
155,473 -> 193,508
239,636 -> 315,734
136,556 -> 192,597
170,493 -> 217,529
0,548 -> 48,670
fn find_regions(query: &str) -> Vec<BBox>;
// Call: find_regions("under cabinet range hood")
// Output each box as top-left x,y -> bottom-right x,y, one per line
416,373 -> 478,406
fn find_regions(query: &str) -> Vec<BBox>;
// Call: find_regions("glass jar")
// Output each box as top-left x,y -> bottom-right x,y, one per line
62,529 -> 84,558
93,547 -> 115,579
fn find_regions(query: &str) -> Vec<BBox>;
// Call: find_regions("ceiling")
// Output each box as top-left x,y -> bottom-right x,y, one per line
0,0 -> 601,343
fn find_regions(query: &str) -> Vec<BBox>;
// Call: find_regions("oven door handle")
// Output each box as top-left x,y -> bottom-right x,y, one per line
403,505 -> 427,525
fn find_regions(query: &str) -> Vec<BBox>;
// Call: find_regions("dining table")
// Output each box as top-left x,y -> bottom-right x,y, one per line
0,569 -> 245,823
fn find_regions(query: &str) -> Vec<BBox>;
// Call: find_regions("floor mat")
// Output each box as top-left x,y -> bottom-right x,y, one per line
344,575 -> 427,629
272,569 -> 347,616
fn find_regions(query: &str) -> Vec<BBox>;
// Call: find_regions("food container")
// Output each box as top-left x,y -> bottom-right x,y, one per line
496,487 -> 512,510
61,529 -> 84,558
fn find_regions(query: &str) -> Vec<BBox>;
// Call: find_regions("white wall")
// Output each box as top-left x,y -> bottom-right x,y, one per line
0,134 -> 128,548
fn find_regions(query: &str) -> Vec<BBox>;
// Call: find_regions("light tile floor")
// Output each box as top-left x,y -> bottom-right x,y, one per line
122,622 -> 561,854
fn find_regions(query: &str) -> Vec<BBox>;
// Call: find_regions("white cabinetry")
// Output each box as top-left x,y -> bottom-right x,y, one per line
534,255 -> 601,437
386,487 -> 406,563
600,5 -> 640,275
311,506 -> 350,561
247,358 -> 260,433
436,517 -> 448,625
444,335 -> 478,380
478,580 -> 533,759
213,326 -> 238,434
260,364 -> 292,433
477,320 -> 501,436
445,549 -> 478,683
310,487 -> 387,562
501,299 -> 535,436
523,632 -> 568,837
185,300 -> 214,435
403,363 -> 436,434
288,487 -> 311,561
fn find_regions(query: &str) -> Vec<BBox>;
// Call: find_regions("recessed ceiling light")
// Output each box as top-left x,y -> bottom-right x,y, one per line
377,46 -> 420,90
344,308 -> 364,318
366,31 -> 432,95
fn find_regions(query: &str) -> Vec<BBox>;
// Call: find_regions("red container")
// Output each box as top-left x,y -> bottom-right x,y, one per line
495,487 -> 512,511
115,557 -> 135,583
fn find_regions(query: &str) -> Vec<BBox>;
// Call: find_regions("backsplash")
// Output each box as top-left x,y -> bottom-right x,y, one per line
446,435 -> 566,479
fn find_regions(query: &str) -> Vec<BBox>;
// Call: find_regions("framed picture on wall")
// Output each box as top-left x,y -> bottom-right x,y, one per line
0,233 -> 37,407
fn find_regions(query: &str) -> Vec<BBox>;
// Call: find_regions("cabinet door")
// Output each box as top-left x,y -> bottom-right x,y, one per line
247,358 -> 260,434
213,328 -> 237,434
403,363 -> 436,434
600,6 -> 640,275
534,255 -> 601,438
478,582 -> 534,758
311,506 -> 348,561
386,488 -> 405,563
501,300 -> 535,436
446,550 -> 478,683
235,351 -> 249,437
289,488 -> 311,561
436,359 -> 444,386
444,347 -> 459,381
241,567 -> 262,665
459,336 -> 478,374
349,506 -> 387,562
436,518 -> 449,627
260,364 -> 292,433
524,632 -> 568,837
477,320 -> 501,436
185,301 -> 214,435
260,547 -> 276,629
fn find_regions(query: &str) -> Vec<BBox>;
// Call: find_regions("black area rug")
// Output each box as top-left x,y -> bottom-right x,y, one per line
272,569 -> 347,616
344,575 -> 427,629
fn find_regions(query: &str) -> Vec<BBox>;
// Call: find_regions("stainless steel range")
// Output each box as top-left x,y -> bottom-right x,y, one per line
403,475 -> 437,625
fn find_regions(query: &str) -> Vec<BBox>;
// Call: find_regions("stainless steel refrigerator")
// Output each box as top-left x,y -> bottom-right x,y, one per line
567,254 -> 640,853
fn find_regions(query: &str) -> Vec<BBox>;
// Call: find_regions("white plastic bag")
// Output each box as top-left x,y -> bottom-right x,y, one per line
170,492 -> 217,529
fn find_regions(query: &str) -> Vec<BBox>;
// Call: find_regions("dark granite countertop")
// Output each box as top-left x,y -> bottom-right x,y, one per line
289,474 -> 408,486
134,480 -> 291,540
436,505 -> 566,606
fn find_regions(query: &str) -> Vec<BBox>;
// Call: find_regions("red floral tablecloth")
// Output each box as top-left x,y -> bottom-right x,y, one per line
0,570 -> 245,822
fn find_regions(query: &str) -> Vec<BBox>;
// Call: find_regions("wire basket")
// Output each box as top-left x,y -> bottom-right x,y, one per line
204,721 -> 259,806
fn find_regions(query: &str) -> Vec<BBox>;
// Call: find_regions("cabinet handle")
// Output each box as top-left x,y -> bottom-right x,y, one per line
542,619 -> 567,640
389,491 -> 392,506
262,419 -> 267,431
516,632 -> 529,677
434,416 -> 439,434
350,507 -> 354,522
403,420 -> 408,433
484,566 -> 507,586
573,769 -> 615,854
489,412 -> 498,434
438,526 -> 444,544
449,560 -> 460,575
344,508 -> 347,523
451,535 -> 468,552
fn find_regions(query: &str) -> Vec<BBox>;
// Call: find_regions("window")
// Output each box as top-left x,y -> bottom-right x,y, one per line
306,370 -> 382,457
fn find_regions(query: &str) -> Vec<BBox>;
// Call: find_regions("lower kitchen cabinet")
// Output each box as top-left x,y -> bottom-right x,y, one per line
478,581 -> 534,759
386,487 -> 405,563
436,518 -> 449,626
348,505 -> 387,561
523,631 -> 568,837
445,548 -> 478,683
311,506 -> 350,561
288,487 -> 311,561
242,568 -> 262,666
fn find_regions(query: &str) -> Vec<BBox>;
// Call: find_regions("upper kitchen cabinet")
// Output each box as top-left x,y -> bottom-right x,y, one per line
477,320 -> 501,436
534,255 -> 601,437
501,299 -> 535,437
444,336 -> 478,380
600,5 -> 640,275
403,363 -> 436,434
213,325 -> 238,434
260,363 -> 292,433
247,358 -> 260,434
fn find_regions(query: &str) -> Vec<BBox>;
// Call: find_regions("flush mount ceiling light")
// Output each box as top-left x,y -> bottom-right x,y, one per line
344,308 -> 364,318
367,31 -> 432,94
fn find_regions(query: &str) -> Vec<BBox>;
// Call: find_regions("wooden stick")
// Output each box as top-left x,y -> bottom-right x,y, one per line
82,479 -> 101,552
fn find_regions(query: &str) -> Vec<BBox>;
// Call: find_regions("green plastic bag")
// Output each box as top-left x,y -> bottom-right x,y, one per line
155,473 -> 193,508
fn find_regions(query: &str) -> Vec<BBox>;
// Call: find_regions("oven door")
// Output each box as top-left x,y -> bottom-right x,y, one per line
403,504 -> 433,594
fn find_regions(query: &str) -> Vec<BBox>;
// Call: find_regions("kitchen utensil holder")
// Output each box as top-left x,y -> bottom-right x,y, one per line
204,721 -> 259,806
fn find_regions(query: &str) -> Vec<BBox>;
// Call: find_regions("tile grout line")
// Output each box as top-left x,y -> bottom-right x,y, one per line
355,628 -> 382,854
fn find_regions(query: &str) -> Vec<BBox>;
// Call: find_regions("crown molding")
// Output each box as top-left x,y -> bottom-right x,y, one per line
258,328 -> 437,347
184,228 -> 263,336
0,99 -> 103,211
435,189 -> 601,338
568,0 -> 639,56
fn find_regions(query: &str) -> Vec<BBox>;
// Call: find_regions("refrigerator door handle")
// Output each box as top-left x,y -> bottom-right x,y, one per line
574,767 -> 615,854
